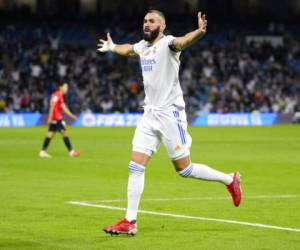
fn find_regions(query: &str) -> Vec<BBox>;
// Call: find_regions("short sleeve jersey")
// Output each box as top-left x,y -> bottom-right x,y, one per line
133,35 -> 185,109
50,90 -> 64,121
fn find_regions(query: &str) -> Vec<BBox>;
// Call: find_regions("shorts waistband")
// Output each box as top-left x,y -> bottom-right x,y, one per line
143,105 -> 184,113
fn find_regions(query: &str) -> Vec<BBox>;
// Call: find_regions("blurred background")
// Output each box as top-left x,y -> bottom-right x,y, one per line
0,0 -> 300,124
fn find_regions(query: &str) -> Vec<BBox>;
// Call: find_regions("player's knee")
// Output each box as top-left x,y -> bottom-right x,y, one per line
128,161 -> 145,174
131,150 -> 151,166
178,164 -> 193,178
172,155 -> 191,171
61,131 -> 68,137
47,132 -> 54,138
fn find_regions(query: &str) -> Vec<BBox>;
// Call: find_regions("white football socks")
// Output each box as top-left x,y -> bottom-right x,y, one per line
179,163 -> 233,185
125,161 -> 232,222
125,161 -> 145,222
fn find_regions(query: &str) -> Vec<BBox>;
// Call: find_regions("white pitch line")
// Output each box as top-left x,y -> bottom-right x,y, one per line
94,194 -> 299,203
68,201 -> 300,233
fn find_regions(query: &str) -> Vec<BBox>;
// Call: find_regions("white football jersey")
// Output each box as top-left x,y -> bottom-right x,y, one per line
133,35 -> 185,109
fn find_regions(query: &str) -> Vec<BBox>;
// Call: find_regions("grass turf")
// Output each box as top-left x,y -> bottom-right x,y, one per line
0,126 -> 299,250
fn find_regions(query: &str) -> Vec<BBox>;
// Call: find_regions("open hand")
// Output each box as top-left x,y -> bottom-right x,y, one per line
97,33 -> 116,52
198,12 -> 207,34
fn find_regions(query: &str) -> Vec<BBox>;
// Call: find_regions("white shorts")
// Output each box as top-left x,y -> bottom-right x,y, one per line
132,107 -> 192,160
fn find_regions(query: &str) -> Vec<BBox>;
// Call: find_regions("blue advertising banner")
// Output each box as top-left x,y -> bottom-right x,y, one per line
191,112 -> 278,126
0,113 -> 41,127
0,112 -> 281,127
73,113 -> 143,127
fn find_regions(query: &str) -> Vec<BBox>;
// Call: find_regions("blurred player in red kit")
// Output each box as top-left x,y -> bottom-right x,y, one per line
39,82 -> 80,158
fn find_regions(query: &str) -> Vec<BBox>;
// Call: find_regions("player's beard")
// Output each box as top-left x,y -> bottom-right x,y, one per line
143,27 -> 160,42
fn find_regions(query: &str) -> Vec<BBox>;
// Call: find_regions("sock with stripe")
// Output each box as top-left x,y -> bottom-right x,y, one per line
125,161 -> 145,222
179,163 -> 232,185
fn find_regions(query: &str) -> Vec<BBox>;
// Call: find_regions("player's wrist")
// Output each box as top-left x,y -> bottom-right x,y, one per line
195,28 -> 206,38
196,27 -> 204,33
109,42 -> 116,52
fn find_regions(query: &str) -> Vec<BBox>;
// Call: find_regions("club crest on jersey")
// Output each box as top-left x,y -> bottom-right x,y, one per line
141,48 -> 151,56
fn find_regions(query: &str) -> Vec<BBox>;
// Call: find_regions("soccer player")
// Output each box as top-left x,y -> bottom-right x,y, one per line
39,82 -> 80,158
97,10 -> 242,236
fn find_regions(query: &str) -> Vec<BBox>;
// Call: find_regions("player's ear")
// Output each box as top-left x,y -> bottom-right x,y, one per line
160,23 -> 166,33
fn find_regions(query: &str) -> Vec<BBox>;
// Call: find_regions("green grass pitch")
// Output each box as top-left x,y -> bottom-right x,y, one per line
0,126 -> 299,250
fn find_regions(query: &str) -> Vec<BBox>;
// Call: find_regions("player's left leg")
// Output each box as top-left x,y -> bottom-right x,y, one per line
173,155 -> 233,185
161,109 -> 242,207
172,156 -> 242,207
59,121 -> 80,157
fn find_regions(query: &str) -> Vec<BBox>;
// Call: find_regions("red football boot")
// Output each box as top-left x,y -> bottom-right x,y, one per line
227,172 -> 242,207
69,150 -> 80,157
103,219 -> 137,236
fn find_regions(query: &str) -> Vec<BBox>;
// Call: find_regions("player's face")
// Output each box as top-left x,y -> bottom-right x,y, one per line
143,13 -> 164,42
61,83 -> 68,94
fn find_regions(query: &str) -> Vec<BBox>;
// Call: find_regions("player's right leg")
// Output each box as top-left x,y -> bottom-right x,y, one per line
104,114 -> 159,236
39,125 -> 55,158
59,122 -> 80,157
103,151 -> 150,236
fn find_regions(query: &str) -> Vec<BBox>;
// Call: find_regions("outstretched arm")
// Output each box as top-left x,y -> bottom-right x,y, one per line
97,33 -> 137,57
62,104 -> 77,120
171,12 -> 207,51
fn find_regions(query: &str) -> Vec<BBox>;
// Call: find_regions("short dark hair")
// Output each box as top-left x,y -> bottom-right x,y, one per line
56,82 -> 68,89
147,9 -> 165,21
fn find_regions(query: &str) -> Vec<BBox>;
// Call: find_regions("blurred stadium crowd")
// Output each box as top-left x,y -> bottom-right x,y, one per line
1,15 -> 300,116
